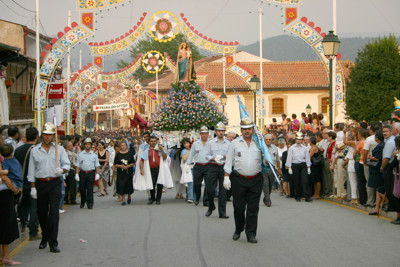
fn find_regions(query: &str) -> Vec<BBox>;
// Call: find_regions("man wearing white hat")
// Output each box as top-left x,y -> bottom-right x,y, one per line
285,132 -> 312,202
187,125 -> 210,206
205,122 -> 230,218
75,138 -> 100,209
27,122 -> 70,253
224,116 -> 263,243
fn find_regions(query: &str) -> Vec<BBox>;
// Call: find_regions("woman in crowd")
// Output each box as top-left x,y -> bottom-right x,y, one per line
0,137 -> 21,265
355,128 -> 368,205
343,134 -> 359,204
310,136 -> 323,199
170,147 -> 185,200
97,141 -> 110,196
277,138 -> 287,196
367,130 -> 385,215
114,141 -> 134,205
311,113 -> 320,133
180,138 -> 194,203
282,138 -> 295,198
73,135 -> 82,154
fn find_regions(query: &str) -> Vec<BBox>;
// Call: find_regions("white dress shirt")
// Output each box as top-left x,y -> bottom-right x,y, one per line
224,136 -> 262,176
27,143 -> 71,182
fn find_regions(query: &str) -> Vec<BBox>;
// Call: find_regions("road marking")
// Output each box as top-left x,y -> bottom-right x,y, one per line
11,204 -> 69,258
321,199 -> 392,222
10,237 -> 30,258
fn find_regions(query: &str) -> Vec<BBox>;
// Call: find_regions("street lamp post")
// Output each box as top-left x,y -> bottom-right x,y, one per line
322,30 -> 341,127
220,92 -> 227,112
87,106 -> 92,133
306,104 -> 312,115
249,75 -> 260,124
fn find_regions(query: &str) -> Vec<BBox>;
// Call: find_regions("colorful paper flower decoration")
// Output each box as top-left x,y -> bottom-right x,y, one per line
134,83 -> 142,90
148,11 -> 179,43
142,51 -> 165,74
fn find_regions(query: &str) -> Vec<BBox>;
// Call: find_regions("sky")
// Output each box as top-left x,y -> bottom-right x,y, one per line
1,0 -> 399,45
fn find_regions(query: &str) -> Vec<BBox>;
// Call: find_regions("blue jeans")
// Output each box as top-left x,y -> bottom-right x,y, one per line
187,169 -> 195,201
59,178 -> 65,210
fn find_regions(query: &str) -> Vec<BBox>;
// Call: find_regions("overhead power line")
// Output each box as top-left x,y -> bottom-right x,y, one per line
11,0 -> 35,12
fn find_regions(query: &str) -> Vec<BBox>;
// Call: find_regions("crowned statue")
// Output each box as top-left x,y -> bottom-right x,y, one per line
174,39 -> 196,83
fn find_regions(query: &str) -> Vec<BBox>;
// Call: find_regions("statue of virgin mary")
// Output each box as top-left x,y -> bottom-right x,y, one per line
174,39 -> 196,83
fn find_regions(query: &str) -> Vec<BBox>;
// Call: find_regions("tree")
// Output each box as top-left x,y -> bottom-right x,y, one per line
345,35 -> 400,123
150,82 -> 227,131
117,33 -> 203,81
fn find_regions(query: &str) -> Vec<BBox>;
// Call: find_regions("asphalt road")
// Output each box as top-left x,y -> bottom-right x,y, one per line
14,187 -> 400,267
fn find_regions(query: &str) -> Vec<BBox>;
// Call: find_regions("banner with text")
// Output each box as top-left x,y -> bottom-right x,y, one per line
93,103 -> 129,111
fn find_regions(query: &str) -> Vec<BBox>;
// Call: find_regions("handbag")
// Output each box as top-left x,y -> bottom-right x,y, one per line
311,151 -> 323,166
366,160 -> 379,168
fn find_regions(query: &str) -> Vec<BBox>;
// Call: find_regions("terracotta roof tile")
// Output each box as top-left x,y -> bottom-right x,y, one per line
141,58 -> 354,92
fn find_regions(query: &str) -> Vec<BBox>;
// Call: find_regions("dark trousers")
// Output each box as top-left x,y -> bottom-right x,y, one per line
355,162 -> 367,205
231,171 -> 263,238
292,163 -> 310,199
193,164 -> 209,203
65,169 -> 77,202
206,165 -> 227,215
36,179 -> 61,247
383,166 -> 395,209
288,173 -> 295,197
79,172 -> 95,207
150,167 -> 163,201
17,183 -> 39,237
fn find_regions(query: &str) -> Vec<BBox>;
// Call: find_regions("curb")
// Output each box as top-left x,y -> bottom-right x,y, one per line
321,196 -> 397,220
9,223 -> 29,252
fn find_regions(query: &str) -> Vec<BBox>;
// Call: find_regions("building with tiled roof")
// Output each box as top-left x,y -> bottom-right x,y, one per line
140,51 -> 353,132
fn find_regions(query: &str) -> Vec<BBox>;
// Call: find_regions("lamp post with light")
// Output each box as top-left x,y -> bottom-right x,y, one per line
220,92 -> 227,112
249,75 -> 260,124
306,104 -> 312,115
322,30 -> 341,127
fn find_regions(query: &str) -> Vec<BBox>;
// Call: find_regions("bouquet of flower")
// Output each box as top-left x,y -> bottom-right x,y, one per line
121,159 -> 129,173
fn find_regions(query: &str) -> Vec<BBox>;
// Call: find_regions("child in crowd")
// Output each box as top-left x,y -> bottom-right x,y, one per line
0,144 -> 23,191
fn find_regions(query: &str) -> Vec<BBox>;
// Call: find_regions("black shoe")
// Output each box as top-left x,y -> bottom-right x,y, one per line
50,246 -> 61,253
87,204 -> 93,209
296,198 -> 301,202
285,195 -> 290,198
195,201 -> 199,206
383,206 -> 396,213
39,240 -> 47,249
156,201 -> 161,205
203,202 -> 209,207
368,211 -> 378,215
247,235 -> 258,243
363,203 -> 371,208
70,201 -> 78,205
263,198 -> 272,207
205,207 -> 215,217
390,218 -> 400,225
305,198 -> 313,202
148,199 -> 154,205
80,203 -> 85,209
219,215 -> 229,219
232,232 -> 240,241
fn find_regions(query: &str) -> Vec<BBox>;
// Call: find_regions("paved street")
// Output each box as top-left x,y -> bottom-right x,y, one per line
14,188 -> 400,267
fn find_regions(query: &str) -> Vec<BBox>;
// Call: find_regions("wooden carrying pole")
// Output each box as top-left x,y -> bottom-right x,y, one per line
54,116 -> 59,168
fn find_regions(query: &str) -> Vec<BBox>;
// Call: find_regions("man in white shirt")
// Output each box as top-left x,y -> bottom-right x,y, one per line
224,117 -> 263,243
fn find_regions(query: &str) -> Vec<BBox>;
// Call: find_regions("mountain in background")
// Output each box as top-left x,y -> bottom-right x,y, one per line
63,34 -> 400,73
239,34 -> 400,62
